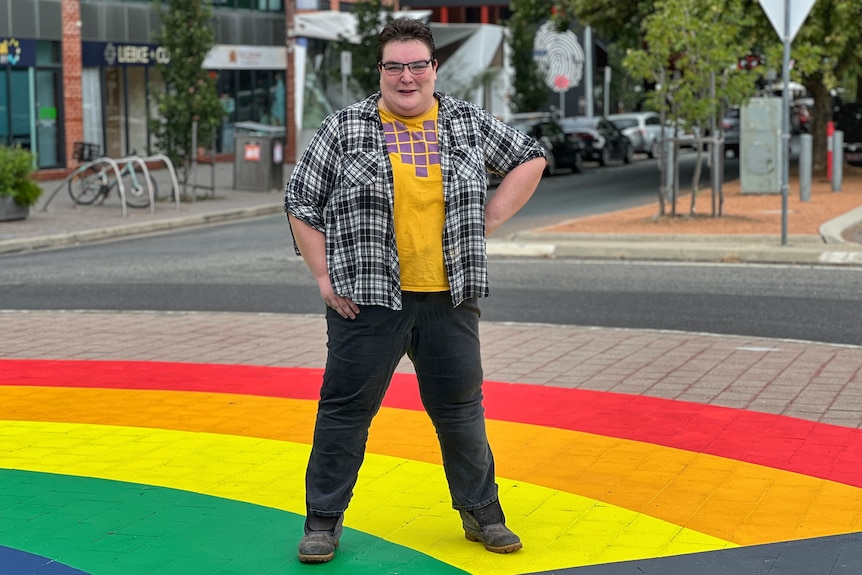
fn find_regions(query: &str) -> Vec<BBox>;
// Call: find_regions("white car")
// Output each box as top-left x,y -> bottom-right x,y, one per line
608,111 -> 689,158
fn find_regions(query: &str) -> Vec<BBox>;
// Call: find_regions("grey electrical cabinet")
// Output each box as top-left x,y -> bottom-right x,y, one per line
740,97 -> 783,194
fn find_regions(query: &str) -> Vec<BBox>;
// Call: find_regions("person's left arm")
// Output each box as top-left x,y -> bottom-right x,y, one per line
479,110 -> 547,236
484,156 -> 546,236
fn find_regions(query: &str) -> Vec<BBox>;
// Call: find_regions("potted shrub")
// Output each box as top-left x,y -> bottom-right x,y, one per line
0,145 -> 42,221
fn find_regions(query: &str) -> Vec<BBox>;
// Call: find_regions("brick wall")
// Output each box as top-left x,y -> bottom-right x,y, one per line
62,0 -> 83,169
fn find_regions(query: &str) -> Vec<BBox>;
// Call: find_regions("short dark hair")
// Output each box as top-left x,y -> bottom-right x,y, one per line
377,17 -> 436,63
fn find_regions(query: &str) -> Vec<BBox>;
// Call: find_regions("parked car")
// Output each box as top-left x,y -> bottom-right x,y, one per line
834,102 -> 862,167
560,116 -> 634,165
703,107 -> 740,157
608,111 -> 667,158
506,113 -> 586,176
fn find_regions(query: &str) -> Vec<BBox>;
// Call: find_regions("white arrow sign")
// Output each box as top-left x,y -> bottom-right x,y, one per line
758,0 -> 817,42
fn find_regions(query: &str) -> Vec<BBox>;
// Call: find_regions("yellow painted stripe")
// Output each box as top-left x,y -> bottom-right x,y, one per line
1,420 -> 732,574
2,386 -> 861,545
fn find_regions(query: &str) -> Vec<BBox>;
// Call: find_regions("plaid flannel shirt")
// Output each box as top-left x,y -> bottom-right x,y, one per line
284,92 -> 545,310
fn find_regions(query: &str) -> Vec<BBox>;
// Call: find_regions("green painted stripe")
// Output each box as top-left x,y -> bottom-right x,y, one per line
0,469 -> 467,575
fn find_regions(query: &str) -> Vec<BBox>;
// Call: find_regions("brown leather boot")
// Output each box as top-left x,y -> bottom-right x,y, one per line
297,513 -> 343,563
460,500 -> 522,553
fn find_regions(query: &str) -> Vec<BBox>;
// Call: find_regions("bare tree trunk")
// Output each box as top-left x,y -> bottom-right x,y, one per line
808,76 -> 832,178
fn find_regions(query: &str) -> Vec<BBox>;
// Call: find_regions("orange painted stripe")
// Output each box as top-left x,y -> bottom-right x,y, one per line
2,385 -> 860,545
3,359 -> 861,489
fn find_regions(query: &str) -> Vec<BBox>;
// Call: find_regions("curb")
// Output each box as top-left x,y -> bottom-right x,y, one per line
0,203 -> 283,255
820,205 -> 862,243
4,201 -> 862,268
488,231 -> 862,266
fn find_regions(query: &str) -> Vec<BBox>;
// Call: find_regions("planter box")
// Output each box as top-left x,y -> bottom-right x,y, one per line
0,195 -> 30,222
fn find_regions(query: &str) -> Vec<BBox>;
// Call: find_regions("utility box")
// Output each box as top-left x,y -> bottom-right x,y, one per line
233,122 -> 285,192
740,97 -> 783,194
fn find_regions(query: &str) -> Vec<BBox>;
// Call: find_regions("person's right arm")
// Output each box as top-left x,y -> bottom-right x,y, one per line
285,112 -> 360,320
288,214 -> 360,320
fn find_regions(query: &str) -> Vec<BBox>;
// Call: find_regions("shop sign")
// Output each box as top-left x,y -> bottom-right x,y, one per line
0,37 -> 37,67
203,45 -> 286,70
83,41 -> 170,67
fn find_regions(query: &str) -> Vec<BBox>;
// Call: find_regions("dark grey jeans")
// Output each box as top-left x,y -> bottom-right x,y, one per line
305,292 -> 498,517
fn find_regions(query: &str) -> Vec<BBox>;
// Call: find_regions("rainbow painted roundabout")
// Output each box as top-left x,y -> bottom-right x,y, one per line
1,358 -> 861,574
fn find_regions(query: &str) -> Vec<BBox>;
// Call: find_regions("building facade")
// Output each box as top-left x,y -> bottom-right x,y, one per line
2,0 -> 588,174
1,0 -> 285,171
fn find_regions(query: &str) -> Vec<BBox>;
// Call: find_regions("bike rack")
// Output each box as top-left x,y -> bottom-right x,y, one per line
115,155 -> 155,214
41,153 -> 181,216
42,156 -> 129,217
143,153 -> 181,210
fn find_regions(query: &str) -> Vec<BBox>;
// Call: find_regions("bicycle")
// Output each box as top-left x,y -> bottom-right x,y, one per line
68,144 -> 159,209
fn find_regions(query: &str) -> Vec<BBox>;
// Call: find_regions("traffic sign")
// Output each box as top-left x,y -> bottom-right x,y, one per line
758,0 -> 817,42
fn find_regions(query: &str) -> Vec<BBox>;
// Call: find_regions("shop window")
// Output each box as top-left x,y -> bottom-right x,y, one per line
258,0 -> 284,10
212,0 -> 284,10
36,41 -> 61,66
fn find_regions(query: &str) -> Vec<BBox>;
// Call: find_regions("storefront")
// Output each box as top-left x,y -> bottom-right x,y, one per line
1,36 -> 64,169
204,44 -> 288,153
81,40 -> 169,159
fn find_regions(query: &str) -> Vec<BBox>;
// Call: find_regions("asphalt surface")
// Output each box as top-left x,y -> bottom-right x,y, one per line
3,159 -> 862,265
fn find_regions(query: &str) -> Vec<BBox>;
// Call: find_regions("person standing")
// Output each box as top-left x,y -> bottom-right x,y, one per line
284,17 -> 546,564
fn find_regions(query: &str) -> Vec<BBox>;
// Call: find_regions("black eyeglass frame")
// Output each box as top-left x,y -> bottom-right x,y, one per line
377,58 -> 435,76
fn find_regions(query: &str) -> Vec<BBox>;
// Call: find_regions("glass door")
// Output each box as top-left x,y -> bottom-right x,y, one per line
35,68 -> 61,168
105,67 -> 123,158
0,69 -> 33,150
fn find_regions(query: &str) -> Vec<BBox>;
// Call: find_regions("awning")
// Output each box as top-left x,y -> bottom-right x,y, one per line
294,10 -> 433,43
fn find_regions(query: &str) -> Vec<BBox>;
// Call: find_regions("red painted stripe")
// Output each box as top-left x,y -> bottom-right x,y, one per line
2,358 -> 860,488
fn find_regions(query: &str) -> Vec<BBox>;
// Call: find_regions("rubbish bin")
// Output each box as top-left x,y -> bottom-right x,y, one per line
233,122 -> 286,191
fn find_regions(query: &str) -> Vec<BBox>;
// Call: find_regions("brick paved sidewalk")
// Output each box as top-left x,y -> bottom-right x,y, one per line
2,310 -> 860,575
2,310 -> 859,427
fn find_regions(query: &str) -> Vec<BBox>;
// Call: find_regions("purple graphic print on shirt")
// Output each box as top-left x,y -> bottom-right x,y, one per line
383,120 -> 440,177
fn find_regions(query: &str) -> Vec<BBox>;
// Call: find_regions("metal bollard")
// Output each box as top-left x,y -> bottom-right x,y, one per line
832,130 -> 843,192
799,133 -> 812,201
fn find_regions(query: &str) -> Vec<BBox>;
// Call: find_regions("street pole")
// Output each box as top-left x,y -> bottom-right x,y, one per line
603,66 -> 611,115
285,0 -> 297,164
780,0 -> 791,246
584,26 -> 593,117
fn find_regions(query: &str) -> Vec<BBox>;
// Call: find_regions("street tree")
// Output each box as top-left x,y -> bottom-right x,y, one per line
568,0 -> 862,177
150,0 -> 224,188
624,0 -> 758,216
506,0 -> 556,113
566,0 -> 650,50
330,0 -> 394,98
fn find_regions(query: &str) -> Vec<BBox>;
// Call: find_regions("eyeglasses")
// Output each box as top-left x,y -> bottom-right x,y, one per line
378,59 -> 434,76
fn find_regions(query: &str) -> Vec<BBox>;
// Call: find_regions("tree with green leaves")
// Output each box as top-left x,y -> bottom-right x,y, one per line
506,0 -> 555,113
150,0 -> 224,187
567,0 -> 651,50
567,0 -> 862,177
624,0 -> 758,215
330,0 -> 394,98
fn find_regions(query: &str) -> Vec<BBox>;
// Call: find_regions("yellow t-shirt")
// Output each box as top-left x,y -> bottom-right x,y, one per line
379,102 -> 449,292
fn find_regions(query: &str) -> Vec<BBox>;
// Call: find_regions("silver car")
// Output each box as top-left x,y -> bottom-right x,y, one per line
608,112 -> 668,158
609,112 -> 697,157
